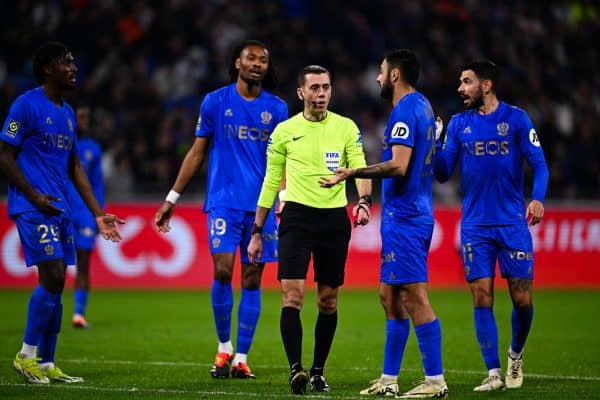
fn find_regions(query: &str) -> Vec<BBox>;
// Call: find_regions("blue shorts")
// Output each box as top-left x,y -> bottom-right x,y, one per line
14,211 -> 76,267
460,224 -> 534,281
207,207 -> 278,264
380,220 -> 433,285
72,207 -> 98,251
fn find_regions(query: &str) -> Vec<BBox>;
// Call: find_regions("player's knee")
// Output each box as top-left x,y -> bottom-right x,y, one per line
213,266 -> 233,283
39,269 -> 66,294
470,286 -> 493,307
511,294 -> 532,310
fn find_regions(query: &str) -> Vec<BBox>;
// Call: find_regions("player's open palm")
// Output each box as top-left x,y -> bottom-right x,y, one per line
155,202 -> 175,233
319,167 -> 350,188
96,214 -> 125,242
526,200 -> 544,226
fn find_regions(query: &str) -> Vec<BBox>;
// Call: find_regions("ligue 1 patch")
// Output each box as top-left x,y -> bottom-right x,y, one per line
529,128 -> 540,147
390,121 -> 409,139
260,111 -> 273,125
5,119 -> 19,138
497,122 -> 509,136
324,151 -> 341,171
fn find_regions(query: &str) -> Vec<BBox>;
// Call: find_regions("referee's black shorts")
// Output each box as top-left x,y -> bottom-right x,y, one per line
277,201 -> 351,287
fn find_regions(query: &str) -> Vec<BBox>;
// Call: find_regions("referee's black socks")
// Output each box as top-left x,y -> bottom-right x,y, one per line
312,310 -> 338,375
281,306 -> 303,371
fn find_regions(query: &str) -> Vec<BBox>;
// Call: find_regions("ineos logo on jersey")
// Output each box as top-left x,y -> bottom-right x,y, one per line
529,129 -> 541,147
391,122 -> 409,139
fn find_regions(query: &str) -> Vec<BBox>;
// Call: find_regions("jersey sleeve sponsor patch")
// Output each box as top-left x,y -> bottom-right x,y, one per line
355,131 -> 364,147
390,121 -> 409,139
529,128 -> 541,147
5,119 -> 19,138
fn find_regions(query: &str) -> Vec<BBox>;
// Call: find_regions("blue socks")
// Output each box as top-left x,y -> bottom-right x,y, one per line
414,319 -> 443,377
211,280 -> 234,343
39,303 -> 62,364
511,305 -> 534,354
23,285 -> 60,347
74,289 -> 88,316
236,288 -> 261,354
474,307 -> 500,370
382,318 -> 410,376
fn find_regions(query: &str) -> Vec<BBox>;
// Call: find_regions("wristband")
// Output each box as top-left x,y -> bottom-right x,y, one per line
251,223 -> 263,235
359,194 -> 373,207
165,190 -> 180,205
278,189 -> 287,202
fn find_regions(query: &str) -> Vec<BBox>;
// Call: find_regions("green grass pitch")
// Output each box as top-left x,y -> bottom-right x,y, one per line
1,289 -> 599,399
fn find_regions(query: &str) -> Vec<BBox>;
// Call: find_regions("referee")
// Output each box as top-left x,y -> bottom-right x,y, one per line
248,65 -> 372,395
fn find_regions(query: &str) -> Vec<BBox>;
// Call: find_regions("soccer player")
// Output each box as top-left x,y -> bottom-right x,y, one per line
248,65 -> 372,395
155,39 -> 288,379
67,104 -> 104,328
320,50 -> 448,399
0,42 -> 123,384
434,61 -> 549,391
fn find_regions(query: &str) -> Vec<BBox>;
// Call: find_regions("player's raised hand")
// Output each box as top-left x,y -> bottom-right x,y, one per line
155,201 -> 175,233
96,214 -> 125,242
31,193 -> 64,215
435,116 -> 444,141
526,200 -> 544,226
247,235 -> 263,264
319,167 -> 352,188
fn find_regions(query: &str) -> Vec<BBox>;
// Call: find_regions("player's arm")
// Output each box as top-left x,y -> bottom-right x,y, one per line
434,116 -> 460,182
155,136 -> 209,232
0,141 -> 63,215
519,113 -> 549,225
71,153 -> 124,241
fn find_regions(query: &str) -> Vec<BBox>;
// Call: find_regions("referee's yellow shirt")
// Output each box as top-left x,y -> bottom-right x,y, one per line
258,111 -> 367,209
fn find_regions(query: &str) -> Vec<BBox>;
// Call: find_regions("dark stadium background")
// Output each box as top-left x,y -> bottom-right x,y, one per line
0,1 -> 597,201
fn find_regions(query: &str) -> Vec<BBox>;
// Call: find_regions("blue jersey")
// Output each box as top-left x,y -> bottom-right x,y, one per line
1,87 -> 78,218
196,84 -> 288,212
68,137 -> 104,214
435,101 -> 549,226
381,91 -> 436,223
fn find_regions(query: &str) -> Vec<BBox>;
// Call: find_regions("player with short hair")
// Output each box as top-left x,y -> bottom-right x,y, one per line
67,104 -> 104,328
155,39 -> 288,379
248,64 -> 372,394
434,60 -> 549,391
0,42 -> 123,384
321,49 -> 448,398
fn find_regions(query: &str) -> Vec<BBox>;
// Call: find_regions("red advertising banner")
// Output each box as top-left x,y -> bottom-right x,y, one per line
0,204 -> 598,288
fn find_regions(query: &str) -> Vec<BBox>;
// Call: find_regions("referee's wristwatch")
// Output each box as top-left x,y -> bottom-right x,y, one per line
251,223 -> 263,236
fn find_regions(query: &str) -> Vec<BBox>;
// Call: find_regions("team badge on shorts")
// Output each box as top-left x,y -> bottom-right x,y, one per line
324,151 -> 341,171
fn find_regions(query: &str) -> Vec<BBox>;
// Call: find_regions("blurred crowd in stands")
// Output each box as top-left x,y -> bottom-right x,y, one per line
0,0 -> 598,202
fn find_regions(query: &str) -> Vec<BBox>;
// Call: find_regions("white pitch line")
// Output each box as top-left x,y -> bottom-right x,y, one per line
51,358 -> 600,382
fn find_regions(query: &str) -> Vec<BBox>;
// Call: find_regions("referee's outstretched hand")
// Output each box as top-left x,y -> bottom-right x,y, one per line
319,167 -> 351,188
